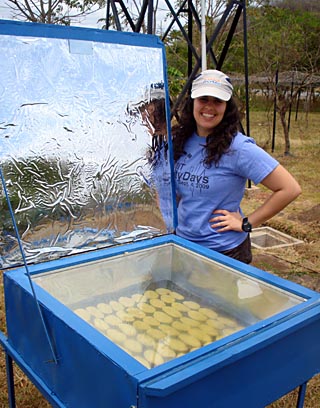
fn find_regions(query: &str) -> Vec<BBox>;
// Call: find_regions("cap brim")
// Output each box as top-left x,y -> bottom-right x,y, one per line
191,86 -> 231,101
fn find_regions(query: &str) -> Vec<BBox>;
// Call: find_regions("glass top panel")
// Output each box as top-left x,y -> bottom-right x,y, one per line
0,28 -> 174,268
33,243 -> 305,369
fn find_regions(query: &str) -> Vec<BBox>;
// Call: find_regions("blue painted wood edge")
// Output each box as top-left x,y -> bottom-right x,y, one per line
0,19 -> 163,48
138,302 -> 320,396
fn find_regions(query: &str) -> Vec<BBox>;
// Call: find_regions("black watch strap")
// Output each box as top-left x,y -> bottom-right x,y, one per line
242,217 -> 252,233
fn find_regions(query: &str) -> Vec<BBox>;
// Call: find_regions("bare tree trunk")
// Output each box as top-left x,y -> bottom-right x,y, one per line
279,107 -> 291,155
278,95 -> 291,156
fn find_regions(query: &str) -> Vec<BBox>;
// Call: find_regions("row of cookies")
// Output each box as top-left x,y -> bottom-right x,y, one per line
73,287 -> 244,367
74,287 -> 243,337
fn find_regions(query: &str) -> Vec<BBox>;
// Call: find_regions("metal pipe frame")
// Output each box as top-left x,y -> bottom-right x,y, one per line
103,0 -> 249,119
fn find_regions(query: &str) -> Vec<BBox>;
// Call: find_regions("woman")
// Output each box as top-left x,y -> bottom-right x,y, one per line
172,69 -> 301,264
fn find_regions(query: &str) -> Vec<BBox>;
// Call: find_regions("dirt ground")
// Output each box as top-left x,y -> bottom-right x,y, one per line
246,190 -> 320,288
242,187 -> 320,408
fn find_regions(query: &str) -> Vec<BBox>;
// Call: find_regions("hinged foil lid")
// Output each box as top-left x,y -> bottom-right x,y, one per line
0,20 -> 176,269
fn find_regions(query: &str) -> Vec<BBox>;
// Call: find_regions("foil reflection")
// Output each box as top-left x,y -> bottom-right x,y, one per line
0,33 -> 174,267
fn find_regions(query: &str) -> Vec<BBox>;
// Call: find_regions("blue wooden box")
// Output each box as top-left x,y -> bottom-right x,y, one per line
3,235 -> 320,408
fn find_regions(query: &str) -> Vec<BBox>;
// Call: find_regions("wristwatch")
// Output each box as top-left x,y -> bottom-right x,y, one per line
242,217 -> 252,233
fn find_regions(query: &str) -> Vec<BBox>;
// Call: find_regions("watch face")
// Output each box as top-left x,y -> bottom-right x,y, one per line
243,223 -> 251,232
242,219 -> 252,232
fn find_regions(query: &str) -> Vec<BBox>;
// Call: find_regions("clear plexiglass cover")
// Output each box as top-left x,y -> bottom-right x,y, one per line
33,243 -> 305,369
0,24 -> 174,268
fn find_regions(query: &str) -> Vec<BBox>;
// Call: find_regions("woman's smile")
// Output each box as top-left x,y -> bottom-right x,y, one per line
193,96 -> 227,137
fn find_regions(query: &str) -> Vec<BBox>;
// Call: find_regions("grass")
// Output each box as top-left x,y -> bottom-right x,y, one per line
243,111 -> 320,408
0,110 -> 320,407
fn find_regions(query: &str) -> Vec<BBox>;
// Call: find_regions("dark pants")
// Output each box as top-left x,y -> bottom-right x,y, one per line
220,234 -> 252,264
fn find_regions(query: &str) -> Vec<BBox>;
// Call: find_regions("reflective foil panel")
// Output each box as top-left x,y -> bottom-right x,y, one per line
0,30 -> 174,268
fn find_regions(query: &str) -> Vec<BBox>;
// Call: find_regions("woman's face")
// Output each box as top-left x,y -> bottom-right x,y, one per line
193,96 -> 227,137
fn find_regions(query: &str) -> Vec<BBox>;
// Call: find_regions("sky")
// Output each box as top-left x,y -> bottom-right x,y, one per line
0,0 -> 111,29
0,0 -> 171,31
0,0 -> 11,20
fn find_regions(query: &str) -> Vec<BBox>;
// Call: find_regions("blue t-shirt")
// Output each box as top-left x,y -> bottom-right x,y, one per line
174,132 -> 279,251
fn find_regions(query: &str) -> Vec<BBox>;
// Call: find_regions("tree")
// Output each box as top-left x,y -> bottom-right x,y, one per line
270,0 -> 320,13
216,4 -> 320,155
6,0 -> 104,25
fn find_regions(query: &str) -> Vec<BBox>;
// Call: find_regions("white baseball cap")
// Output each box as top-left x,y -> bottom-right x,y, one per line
191,69 -> 233,101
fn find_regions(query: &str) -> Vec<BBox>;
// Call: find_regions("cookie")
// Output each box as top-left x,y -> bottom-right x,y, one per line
143,290 -> 159,299
135,355 -> 151,369
126,307 -> 145,319
171,302 -> 189,313
158,324 -> 179,337
163,306 -> 182,319
198,307 -> 218,319
179,333 -> 201,349
144,349 -> 164,366
187,328 -> 211,344
118,296 -> 135,308
165,338 -> 188,353
131,293 -> 143,303
116,310 -> 135,323
161,295 -> 176,304
133,320 -> 150,332
149,298 -> 166,309
144,316 -> 161,327
157,343 -> 176,359
147,328 -> 167,341
155,288 -> 171,295
109,300 -> 124,312
118,323 -> 137,337
198,324 -> 219,338
207,319 -> 225,330
74,308 -> 91,321
183,301 -> 201,310
96,303 -> 113,315
180,316 -> 200,327
104,315 -> 122,326
154,311 -> 173,324
86,306 -> 104,319
137,303 -> 156,314
93,318 -> 110,332
137,333 -> 156,348
187,310 -> 207,322
169,290 -> 185,301
217,316 -> 237,327
123,339 -> 143,354
172,320 -> 190,332
106,328 -> 126,343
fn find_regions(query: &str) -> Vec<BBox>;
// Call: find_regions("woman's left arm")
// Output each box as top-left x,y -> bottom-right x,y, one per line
211,164 -> 301,232
247,164 -> 301,228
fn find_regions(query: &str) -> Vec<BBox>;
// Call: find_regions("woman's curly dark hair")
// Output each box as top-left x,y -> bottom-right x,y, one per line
172,95 -> 241,166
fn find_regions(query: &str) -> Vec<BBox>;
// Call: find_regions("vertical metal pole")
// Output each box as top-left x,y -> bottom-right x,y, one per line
271,67 -> 278,153
148,0 -> 154,34
187,0 -> 193,78
5,353 -> 16,408
242,0 -> 249,136
240,0 -> 251,188
105,0 -> 111,30
0,169 -> 58,365
296,382 -> 307,408
201,0 -> 207,71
